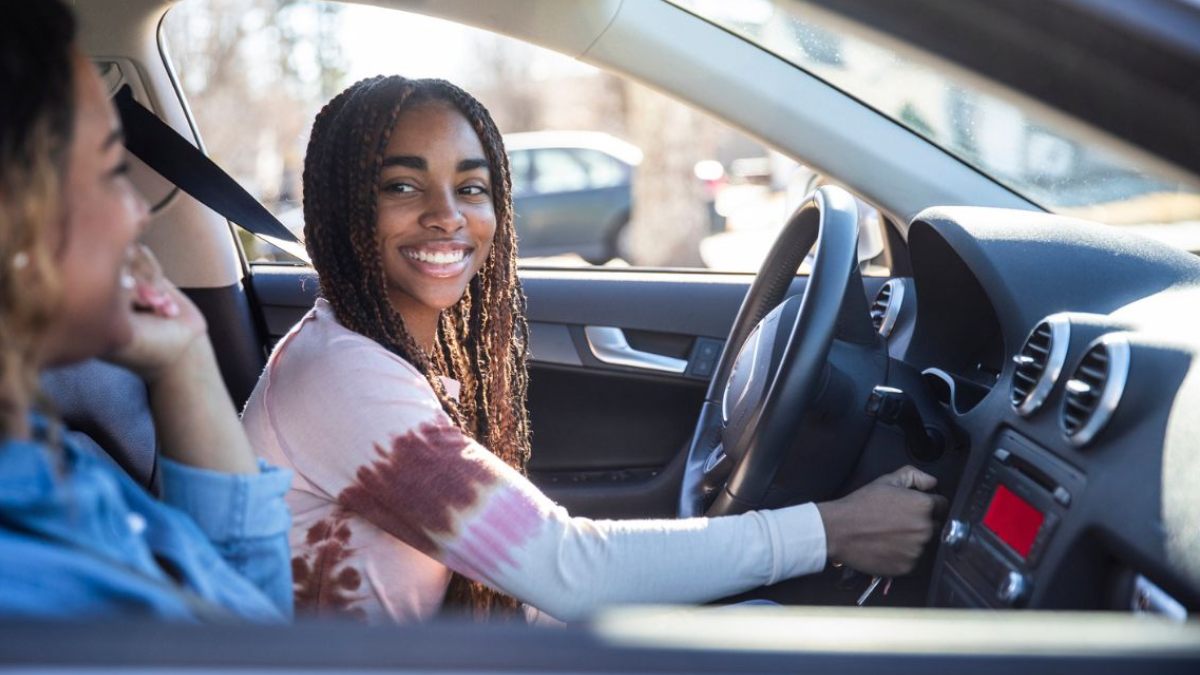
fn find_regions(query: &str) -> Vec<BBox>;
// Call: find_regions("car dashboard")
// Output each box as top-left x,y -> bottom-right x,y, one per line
878,206 -> 1200,619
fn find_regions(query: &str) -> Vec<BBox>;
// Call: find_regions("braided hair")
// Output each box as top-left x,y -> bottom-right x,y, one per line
302,76 -> 531,620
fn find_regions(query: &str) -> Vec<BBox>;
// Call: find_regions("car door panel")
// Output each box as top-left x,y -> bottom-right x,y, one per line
251,265 -> 320,343
520,269 -> 790,517
249,265 -> 887,519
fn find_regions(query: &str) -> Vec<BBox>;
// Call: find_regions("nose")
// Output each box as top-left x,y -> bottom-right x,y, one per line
418,187 -> 466,233
128,181 -> 151,237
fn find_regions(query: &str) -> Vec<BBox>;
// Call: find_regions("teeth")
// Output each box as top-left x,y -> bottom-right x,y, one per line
119,261 -> 136,290
405,248 -> 467,265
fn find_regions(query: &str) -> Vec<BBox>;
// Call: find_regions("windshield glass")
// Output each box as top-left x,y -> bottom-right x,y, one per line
162,0 -> 895,273
672,0 -> 1200,253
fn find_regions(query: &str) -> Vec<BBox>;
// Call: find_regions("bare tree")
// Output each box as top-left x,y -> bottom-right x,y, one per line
622,83 -> 714,267
162,0 -> 345,209
462,34 -> 541,132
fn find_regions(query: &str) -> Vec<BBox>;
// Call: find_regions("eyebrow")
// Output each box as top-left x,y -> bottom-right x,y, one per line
381,155 -> 489,173
102,128 -> 124,150
382,155 -> 426,170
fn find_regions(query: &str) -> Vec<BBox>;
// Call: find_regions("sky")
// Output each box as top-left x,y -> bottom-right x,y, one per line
338,5 -> 475,81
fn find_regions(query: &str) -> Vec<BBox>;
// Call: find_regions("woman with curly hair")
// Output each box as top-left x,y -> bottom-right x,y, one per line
243,75 -> 944,623
0,0 -> 291,620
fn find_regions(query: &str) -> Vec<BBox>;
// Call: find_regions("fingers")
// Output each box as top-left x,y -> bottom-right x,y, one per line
128,242 -> 162,280
892,467 -> 949,522
928,493 -> 950,520
879,465 -> 938,492
128,244 -> 179,318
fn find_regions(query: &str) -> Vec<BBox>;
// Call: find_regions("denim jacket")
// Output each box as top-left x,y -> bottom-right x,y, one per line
0,415 -> 293,622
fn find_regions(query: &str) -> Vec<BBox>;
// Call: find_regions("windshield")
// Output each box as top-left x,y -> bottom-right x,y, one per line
672,0 -> 1200,253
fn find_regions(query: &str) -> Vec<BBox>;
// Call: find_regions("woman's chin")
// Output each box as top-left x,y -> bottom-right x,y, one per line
410,283 -> 472,313
436,287 -> 476,311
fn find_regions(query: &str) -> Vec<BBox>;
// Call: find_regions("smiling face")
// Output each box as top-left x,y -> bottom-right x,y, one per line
42,54 -> 148,365
375,100 -> 496,348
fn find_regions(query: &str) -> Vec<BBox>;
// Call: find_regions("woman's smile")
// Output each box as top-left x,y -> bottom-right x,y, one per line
400,241 -> 475,278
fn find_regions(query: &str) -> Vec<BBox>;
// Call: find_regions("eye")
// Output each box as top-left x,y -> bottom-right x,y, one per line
110,161 -> 131,178
459,185 -> 489,197
382,181 -> 417,194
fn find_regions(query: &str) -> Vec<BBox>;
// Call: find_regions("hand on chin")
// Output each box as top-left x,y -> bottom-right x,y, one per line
104,244 -> 208,383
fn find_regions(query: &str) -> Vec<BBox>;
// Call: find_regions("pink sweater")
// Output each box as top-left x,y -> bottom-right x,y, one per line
242,299 -> 827,623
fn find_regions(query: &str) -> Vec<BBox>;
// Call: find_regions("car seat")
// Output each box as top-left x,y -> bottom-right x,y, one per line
40,360 -> 159,492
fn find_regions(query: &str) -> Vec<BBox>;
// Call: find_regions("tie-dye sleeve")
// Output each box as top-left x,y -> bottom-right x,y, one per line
267,329 -> 827,622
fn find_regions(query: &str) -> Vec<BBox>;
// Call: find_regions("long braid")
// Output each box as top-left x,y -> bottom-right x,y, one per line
303,76 -> 532,620
439,85 -> 532,471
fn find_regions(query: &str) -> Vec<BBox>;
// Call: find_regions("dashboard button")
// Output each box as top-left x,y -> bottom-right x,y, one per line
943,519 -> 970,549
997,571 -> 1030,606
1053,485 -> 1072,507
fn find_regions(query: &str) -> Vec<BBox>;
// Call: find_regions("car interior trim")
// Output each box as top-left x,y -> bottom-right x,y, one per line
1013,314 -> 1072,417
584,326 -> 689,374
871,277 -> 906,338
583,0 -> 1038,225
528,322 -> 585,367
1062,333 -> 1131,448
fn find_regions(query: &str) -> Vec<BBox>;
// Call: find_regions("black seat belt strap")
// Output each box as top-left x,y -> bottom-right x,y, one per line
113,85 -> 299,244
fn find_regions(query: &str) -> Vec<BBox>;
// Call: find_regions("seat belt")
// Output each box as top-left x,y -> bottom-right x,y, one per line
112,85 -> 300,246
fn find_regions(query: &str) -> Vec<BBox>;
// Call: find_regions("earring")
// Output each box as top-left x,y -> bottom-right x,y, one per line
11,251 -> 29,270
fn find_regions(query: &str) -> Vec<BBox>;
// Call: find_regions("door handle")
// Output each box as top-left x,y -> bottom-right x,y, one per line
583,326 -> 688,374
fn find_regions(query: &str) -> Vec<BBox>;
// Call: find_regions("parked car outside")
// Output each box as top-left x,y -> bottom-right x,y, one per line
505,131 -> 641,264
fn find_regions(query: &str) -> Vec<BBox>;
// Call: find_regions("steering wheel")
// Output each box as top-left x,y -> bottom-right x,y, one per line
678,185 -> 864,517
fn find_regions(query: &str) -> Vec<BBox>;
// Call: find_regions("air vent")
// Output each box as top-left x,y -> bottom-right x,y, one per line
1011,315 -> 1070,416
869,279 -> 906,338
1062,335 -> 1130,447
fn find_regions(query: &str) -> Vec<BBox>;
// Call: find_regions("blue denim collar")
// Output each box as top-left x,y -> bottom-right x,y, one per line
0,414 -> 63,507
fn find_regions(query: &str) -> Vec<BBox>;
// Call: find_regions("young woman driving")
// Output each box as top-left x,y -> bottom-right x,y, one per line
0,1 -> 292,621
243,75 -> 945,623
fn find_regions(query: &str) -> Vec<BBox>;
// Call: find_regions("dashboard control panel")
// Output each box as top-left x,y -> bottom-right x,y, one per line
933,431 -> 1085,608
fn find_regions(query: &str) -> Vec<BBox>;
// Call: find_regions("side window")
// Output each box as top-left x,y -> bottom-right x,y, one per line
531,149 -> 590,195
163,0 -> 888,273
509,149 -> 532,197
576,150 -> 627,190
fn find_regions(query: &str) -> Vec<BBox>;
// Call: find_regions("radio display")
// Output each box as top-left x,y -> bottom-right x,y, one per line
982,484 -> 1044,558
